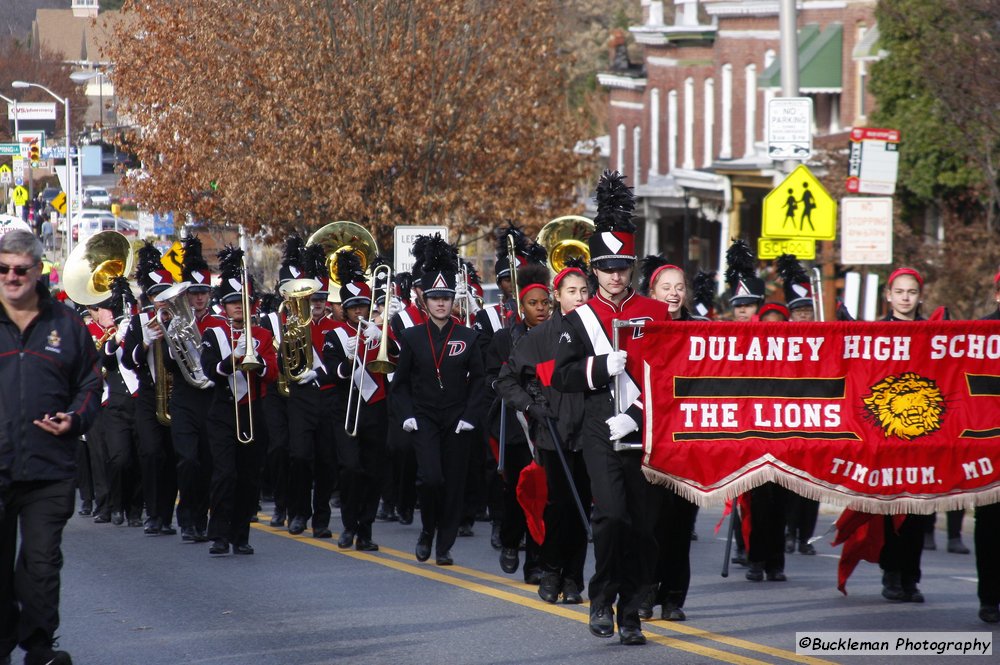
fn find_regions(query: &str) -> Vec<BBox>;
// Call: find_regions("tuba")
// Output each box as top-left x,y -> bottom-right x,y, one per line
63,231 -> 135,306
306,221 -> 379,293
278,278 -> 321,383
538,215 -> 594,274
154,282 -> 213,389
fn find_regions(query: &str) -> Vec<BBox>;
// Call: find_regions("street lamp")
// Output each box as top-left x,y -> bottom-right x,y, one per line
12,80 -> 73,256
69,70 -> 106,136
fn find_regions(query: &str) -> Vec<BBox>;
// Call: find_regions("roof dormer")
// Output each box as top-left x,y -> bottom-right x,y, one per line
72,0 -> 99,19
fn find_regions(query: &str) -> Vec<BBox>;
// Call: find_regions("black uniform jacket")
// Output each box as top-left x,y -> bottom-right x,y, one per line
484,323 -> 530,447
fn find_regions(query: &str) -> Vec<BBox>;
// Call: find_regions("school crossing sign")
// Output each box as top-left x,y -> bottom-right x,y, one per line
762,165 -> 836,241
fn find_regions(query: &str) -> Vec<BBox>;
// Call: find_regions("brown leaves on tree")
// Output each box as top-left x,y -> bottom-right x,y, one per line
104,0 -> 592,245
0,40 -> 89,141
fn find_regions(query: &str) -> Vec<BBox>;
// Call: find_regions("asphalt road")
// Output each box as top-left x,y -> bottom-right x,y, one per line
37,502 -> 999,664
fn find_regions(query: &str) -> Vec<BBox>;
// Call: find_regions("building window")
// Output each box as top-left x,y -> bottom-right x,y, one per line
650,88 -> 661,176
683,77 -> 695,169
763,50 -> 777,130
633,126 -> 642,186
721,64 -> 733,160
703,78 -> 715,167
744,64 -> 757,158
668,90 -> 678,172
616,123 -> 626,173
857,61 -> 867,120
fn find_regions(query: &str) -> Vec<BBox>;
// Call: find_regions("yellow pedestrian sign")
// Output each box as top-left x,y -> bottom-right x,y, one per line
757,237 -> 816,260
762,165 -> 836,240
12,186 -> 29,207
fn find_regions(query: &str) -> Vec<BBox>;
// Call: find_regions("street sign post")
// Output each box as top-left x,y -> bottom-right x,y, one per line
0,144 -> 21,156
757,237 -> 816,260
846,127 -> 900,195
840,197 -> 893,265
394,225 -> 449,274
767,97 -> 813,160
762,164 -> 836,240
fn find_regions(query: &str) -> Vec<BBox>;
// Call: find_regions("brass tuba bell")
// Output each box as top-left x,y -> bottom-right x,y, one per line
63,231 -> 135,306
306,222 -> 379,293
538,215 -> 594,274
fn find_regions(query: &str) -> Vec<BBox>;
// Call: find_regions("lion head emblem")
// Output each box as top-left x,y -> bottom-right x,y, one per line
862,372 -> 945,440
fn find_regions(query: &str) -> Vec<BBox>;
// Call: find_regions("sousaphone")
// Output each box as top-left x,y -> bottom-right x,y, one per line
306,221 -> 379,293
538,215 -> 594,274
63,230 -> 135,306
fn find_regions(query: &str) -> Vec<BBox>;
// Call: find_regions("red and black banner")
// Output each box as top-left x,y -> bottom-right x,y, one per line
639,321 -> 1000,513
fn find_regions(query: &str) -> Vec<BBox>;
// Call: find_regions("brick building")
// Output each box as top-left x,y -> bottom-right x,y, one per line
599,0 -> 878,280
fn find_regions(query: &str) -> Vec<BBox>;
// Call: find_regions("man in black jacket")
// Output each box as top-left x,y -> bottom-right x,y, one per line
0,230 -> 101,665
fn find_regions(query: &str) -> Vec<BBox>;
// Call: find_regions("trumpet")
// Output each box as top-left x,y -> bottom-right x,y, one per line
345,265 -> 395,436
154,282 -> 212,389
456,260 -> 475,326
232,255 -> 263,444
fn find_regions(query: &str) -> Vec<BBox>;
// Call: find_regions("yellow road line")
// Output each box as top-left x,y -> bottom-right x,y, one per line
251,518 -> 837,665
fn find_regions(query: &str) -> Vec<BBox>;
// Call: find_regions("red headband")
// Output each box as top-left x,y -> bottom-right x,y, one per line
650,264 -> 683,289
553,267 -> 586,291
888,267 -> 923,289
518,283 -> 550,302
994,270 -> 1000,286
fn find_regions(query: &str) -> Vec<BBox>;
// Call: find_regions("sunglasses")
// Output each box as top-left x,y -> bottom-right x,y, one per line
0,263 -> 38,276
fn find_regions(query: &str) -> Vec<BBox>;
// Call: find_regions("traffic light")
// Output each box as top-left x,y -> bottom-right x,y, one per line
28,142 -> 40,163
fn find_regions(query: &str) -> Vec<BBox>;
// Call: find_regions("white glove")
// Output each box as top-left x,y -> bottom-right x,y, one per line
113,324 -> 127,345
295,368 -> 318,384
344,335 -> 358,359
233,333 -> 248,357
606,350 -> 628,377
455,281 -> 469,301
454,420 -> 475,434
386,296 -> 405,320
402,417 -> 418,432
606,413 -> 639,440
142,320 -> 163,346
361,319 -> 382,343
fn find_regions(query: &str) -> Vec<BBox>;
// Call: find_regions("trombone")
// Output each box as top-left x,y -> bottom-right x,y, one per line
507,234 -> 522,322
345,264 -> 395,436
232,255 -> 263,444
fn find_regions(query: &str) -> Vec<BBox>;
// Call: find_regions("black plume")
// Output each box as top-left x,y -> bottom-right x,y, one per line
835,300 -> 855,321
725,239 -> 757,291
302,244 -> 328,281
638,255 -> 672,296
135,241 -> 163,292
410,235 -> 434,278
692,271 -> 717,310
516,263 -> 550,292
335,249 -> 365,286
181,235 -> 209,281
494,221 -> 528,259
775,254 -> 809,286
281,234 -> 305,269
593,170 -> 636,234
108,276 -> 136,317
394,271 -> 413,300
216,245 -> 243,280
258,292 -> 281,314
420,234 -> 458,276
562,255 -> 589,273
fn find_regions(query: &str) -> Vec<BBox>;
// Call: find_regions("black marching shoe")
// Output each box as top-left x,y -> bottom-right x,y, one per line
337,530 -> 356,548
181,526 -> 197,542
537,572 -> 560,603
23,642 -> 72,665
490,522 -> 502,550
313,527 -> 333,539
355,537 -> 379,552
375,503 -> 397,522
93,513 -> 111,524
110,511 -> 124,526
499,547 -> 519,574
457,523 -> 474,537
731,547 -> 747,566
233,543 -> 255,555
78,502 -> 92,516
269,508 -> 286,527
561,579 -> 583,605
397,508 -> 414,525
209,539 -> 230,555
785,533 -> 796,554
745,562 -> 764,582
143,517 -> 163,535
798,541 -> 816,555
159,523 -> 177,536
193,527 -> 210,543
588,605 -> 614,638
288,516 -> 307,535
618,625 -> 647,646
435,551 -> 454,566
524,569 -> 543,586
881,571 -> 905,601
415,531 -> 433,562
661,603 -> 686,621
637,589 -> 654,620
947,537 -> 970,554
766,568 -> 787,582
127,517 -> 143,528
979,604 -> 1000,624
901,584 -> 924,603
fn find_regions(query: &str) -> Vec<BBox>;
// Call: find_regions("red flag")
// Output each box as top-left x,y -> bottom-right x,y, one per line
516,461 -> 547,545
831,509 -> 906,594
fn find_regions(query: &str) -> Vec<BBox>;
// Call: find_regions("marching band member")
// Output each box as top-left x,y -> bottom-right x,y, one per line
552,171 -> 670,646
286,244 -> 340,538
169,236 -> 221,542
495,257 -> 592,605
392,235 -> 486,566
487,261 -> 551,584
758,302 -> 789,322
326,252 -> 397,551
122,243 -> 179,535
975,269 -> 1000,623
637,256 -> 699,621
199,247 -> 278,555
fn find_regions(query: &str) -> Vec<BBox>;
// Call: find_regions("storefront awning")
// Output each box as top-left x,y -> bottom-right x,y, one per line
759,23 -> 843,93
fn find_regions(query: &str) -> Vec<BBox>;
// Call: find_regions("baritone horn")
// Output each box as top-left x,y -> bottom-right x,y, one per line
538,215 -> 594,274
278,278 -> 320,383
154,282 -> 212,389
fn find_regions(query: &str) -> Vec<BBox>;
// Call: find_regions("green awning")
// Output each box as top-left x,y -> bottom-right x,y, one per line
759,23 -> 843,92
852,24 -> 885,61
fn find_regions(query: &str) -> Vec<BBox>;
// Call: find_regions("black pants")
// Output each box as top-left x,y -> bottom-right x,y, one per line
103,394 -> 142,519
927,509 -> 966,540
880,514 -> 928,588
0,479 -> 74,655
538,447 -> 590,589
134,389 -> 177,525
975,503 -> 1000,606
75,438 -> 92,509
499,443 -> 541,579
207,402 -> 262,545
580,400 -> 658,626
85,410 -> 110,518
288,387 -> 336,529
335,401 -> 386,540
262,390 -> 290,512
652,487 -> 697,607
170,383 -> 213,530
785,494 -> 819,545
748,482 -> 788,571
413,418 -> 473,557
461,431 -> 489,525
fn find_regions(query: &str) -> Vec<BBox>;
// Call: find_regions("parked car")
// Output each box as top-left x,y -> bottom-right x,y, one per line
82,186 -> 112,207
40,187 -> 63,213
62,209 -> 134,241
